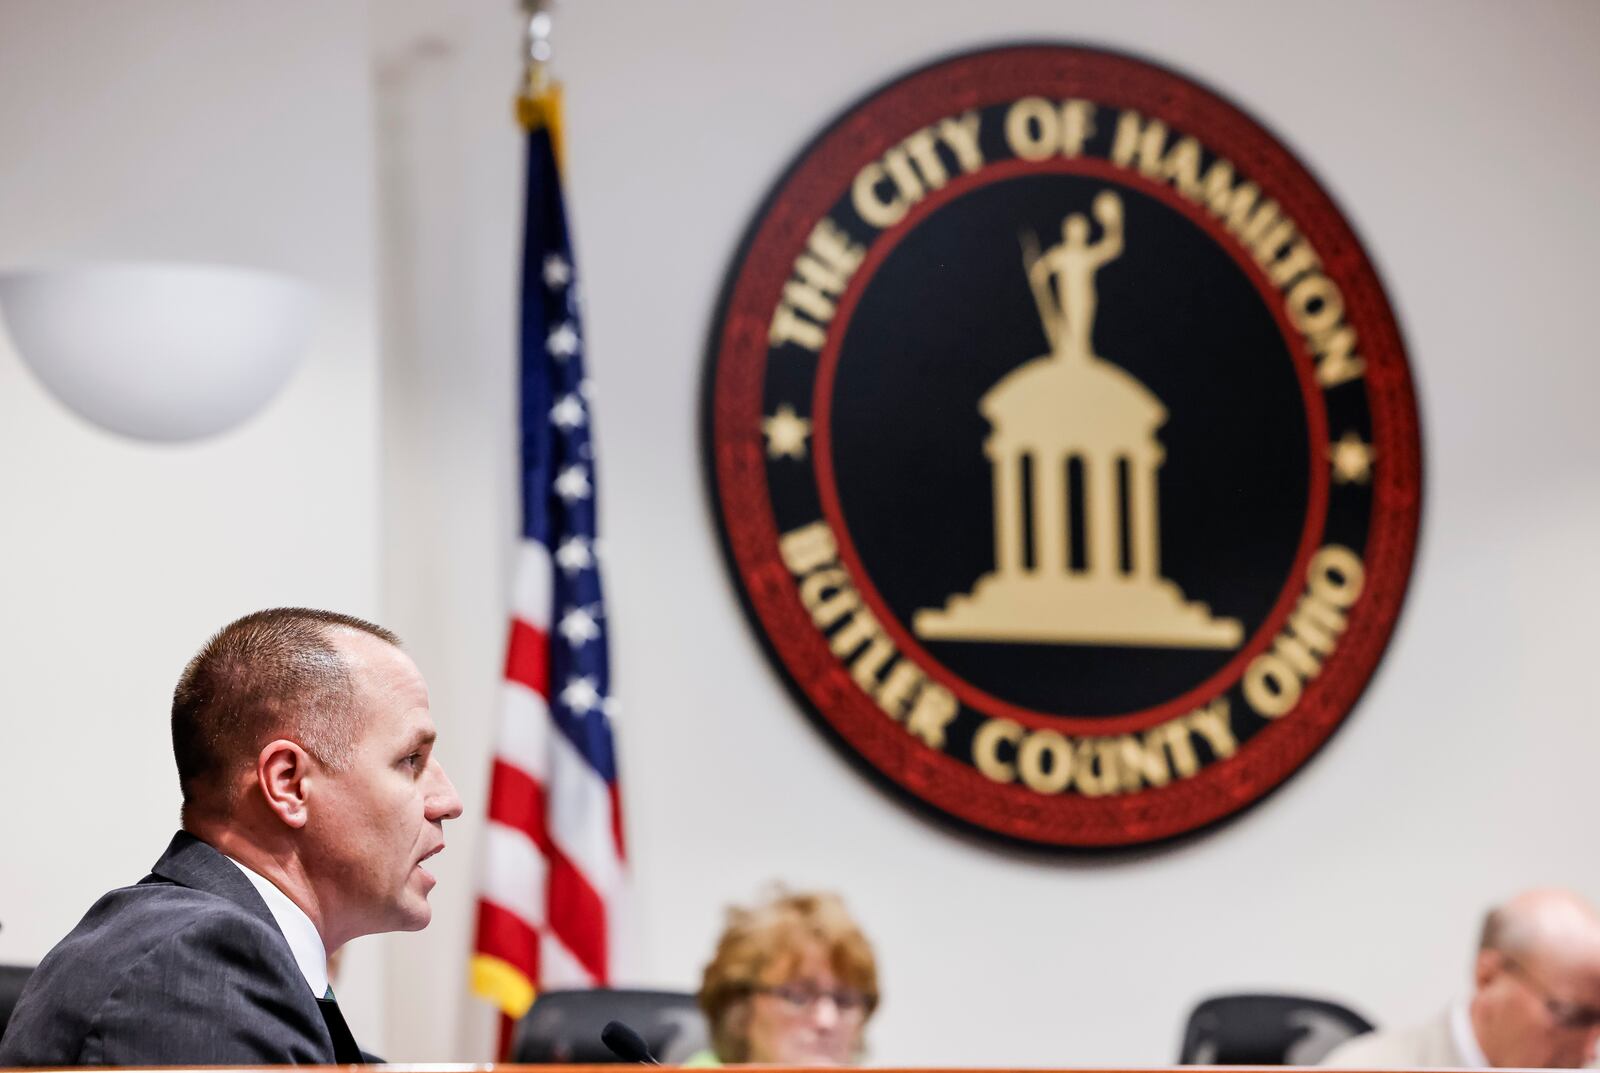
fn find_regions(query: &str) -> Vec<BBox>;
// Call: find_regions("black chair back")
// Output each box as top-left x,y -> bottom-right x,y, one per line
1179,992 -> 1374,1065
512,988 -> 708,1064
0,964 -> 36,1044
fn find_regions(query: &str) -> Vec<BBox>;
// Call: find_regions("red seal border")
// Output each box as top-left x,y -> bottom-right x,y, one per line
703,43 -> 1423,848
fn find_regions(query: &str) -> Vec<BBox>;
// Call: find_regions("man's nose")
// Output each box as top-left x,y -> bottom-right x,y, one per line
427,760 -> 464,822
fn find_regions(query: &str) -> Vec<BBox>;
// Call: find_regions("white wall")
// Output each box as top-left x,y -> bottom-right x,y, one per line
373,0 -> 1600,1065
3,0 -> 1598,1067
0,0 -> 389,1047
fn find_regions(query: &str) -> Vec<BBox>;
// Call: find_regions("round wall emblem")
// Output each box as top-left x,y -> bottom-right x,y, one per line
704,44 -> 1421,847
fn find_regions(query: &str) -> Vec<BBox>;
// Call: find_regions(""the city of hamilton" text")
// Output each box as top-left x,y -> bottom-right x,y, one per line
769,98 -> 1366,394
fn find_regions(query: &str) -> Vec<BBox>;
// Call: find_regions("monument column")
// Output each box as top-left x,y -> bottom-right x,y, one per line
988,438 -> 1023,577
1088,447 -> 1119,577
1130,448 -> 1160,579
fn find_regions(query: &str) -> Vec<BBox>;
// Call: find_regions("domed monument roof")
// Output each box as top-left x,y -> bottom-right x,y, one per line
982,352 -> 1165,443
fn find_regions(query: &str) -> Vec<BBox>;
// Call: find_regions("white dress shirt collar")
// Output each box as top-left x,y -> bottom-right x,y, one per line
225,856 -> 330,998
1451,995 -> 1491,1068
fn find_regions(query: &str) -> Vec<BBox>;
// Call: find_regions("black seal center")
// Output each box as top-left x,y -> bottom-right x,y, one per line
828,172 -> 1311,719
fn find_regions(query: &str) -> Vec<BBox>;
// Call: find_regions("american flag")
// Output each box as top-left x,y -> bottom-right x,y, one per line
471,85 -> 624,1037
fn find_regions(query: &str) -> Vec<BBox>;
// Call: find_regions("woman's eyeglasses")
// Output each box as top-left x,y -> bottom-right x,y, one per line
756,982 -> 872,1015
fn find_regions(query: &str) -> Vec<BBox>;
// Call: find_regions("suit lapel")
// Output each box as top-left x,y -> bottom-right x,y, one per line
146,832 -> 360,1062
146,831 -> 280,933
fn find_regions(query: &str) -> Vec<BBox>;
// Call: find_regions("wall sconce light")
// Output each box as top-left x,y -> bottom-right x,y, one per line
0,262 -> 316,442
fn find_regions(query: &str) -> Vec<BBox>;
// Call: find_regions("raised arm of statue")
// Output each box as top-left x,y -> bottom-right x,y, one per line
1090,191 -> 1124,265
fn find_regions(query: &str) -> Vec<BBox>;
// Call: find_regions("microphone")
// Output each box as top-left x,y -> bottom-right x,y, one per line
601,1020 -> 661,1065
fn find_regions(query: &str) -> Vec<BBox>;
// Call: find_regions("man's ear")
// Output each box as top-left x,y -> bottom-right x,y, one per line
1475,948 -> 1503,991
257,739 -> 314,828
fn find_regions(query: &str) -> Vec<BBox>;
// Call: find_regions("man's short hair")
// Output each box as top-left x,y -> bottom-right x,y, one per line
1481,907 -> 1508,952
171,608 -> 401,819
1481,904 -> 1538,956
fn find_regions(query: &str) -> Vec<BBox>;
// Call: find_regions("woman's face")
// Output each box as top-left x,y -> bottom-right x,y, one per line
742,944 -> 869,1065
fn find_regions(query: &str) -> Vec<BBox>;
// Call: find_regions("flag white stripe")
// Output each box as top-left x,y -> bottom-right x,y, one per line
495,680 -> 551,782
546,729 -> 624,898
480,820 -> 548,928
511,539 -> 553,629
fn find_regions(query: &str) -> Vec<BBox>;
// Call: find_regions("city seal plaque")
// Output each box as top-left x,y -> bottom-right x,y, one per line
703,44 -> 1422,848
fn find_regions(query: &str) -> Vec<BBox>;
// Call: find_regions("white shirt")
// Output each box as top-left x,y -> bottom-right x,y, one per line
225,856 -> 330,998
1450,995 -> 1491,1068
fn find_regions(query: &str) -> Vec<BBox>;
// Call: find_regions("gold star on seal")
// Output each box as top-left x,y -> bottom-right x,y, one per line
761,404 -> 812,460
1328,431 -> 1375,484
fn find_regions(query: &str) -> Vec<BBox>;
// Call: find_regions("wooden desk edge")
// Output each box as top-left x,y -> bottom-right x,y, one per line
0,1065 -> 1523,1072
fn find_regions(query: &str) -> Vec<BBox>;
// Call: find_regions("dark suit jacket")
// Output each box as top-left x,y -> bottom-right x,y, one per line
0,832 -> 349,1066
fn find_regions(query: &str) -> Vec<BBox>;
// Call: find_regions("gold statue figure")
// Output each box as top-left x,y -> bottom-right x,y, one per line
1027,190 -> 1123,361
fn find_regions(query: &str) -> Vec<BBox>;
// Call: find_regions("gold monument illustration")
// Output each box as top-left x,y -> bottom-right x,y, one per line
912,191 -> 1243,649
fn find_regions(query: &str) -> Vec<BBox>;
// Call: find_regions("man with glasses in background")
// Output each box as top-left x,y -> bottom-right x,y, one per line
1324,889 -> 1600,1068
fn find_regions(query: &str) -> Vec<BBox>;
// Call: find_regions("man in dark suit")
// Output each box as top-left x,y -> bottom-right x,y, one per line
0,608 -> 463,1066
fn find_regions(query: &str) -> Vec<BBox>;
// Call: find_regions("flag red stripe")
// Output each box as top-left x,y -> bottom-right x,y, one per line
476,897 -> 541,982
504,618 -> 550,697
547,850 -> 609,982
609,781 -> 626,861
487,759 -> 550,852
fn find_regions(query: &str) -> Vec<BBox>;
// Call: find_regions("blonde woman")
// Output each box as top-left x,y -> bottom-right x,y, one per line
691,890 -> 880,1065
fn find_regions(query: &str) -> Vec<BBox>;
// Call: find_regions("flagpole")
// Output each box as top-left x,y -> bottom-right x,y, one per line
492,9 -> 557,1061
476,0 -> 624,1060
